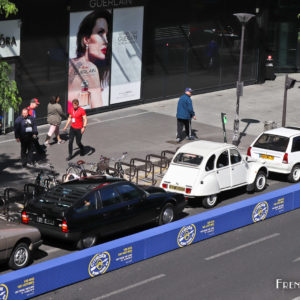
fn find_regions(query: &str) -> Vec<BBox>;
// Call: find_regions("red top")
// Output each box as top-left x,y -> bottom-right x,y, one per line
69,107 -> 86,129
27,106 -> 35,118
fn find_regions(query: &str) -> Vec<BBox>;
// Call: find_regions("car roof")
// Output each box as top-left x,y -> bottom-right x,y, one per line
263,127 -> 300,138
176,140 -> 233,157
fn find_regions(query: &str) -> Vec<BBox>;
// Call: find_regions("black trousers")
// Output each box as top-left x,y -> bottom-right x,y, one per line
32,137 -> 45,154
20,135 -> 34,164
68,127 -> 84,156
177,119 -> 191,140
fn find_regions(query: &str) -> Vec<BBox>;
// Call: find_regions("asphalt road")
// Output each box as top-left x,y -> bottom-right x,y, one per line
1,76 -> 300,298
30,196 -> 300,300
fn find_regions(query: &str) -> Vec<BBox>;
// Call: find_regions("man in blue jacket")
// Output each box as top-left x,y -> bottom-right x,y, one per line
14,108 -> 38,167
176,88 -> 196,142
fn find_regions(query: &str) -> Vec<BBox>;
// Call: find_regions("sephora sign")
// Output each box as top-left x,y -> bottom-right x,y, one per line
0,20 -> 21,58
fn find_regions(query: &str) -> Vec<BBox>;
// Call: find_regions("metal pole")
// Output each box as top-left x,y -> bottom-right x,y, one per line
232,23 -> 246,145
282,74 -> 288,127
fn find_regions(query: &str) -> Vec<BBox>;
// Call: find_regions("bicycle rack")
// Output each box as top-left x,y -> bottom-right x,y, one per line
130,158 -> 156,185
115,162 -> 137,182
3,187 -> 25,222
161,150 -> 176,167
145,154 -> 169,177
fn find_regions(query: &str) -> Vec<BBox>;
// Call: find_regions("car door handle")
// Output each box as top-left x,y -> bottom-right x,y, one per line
216,171 -> 219,174
232,167 -> 234,170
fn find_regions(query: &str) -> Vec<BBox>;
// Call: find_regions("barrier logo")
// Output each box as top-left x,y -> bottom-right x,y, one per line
88,251 -> 111,278
252,201 -> 269,222
177,224 -> 196,247
0,284 -> 8,300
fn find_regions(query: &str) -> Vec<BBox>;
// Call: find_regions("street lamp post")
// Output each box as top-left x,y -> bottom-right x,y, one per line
232,13 -> 255,146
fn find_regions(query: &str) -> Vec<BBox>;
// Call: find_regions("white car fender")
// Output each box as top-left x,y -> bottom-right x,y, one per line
246,161 -> 268,184
192,172 -> 220,196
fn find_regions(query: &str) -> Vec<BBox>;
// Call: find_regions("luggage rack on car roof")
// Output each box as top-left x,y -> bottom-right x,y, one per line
285,126 -> 300,131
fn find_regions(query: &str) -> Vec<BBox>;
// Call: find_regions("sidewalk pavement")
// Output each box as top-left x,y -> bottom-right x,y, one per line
0,73 -> 299,189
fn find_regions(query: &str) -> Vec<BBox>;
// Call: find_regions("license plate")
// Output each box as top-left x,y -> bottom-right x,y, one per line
37,217 -> 54,225
260,154 -> 274,160
169,185 -> 185,192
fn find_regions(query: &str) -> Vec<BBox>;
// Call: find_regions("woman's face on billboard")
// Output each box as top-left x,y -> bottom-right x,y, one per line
85,18 -> 108,61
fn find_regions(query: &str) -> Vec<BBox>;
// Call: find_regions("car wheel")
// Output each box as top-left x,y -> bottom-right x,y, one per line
76,234 -> 97,250
202,194 -> 218,208
8,242 -> 31,270
158,203 -> 175,225
288,165 -> 300,183
254,171 -> 267,192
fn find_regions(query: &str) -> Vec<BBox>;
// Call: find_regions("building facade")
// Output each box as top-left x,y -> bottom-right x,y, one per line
0,0 -> 299,128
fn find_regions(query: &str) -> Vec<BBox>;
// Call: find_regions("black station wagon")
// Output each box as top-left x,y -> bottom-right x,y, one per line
22,176 -> 186,249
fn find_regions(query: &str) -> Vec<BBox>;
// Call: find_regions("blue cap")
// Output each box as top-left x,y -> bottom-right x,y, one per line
185,88 -> 192,93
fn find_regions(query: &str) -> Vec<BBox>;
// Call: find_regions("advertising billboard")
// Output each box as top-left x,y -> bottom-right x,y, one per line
68,10 -> 111,112
110,6 -> 144,104
68,6 -> 144,112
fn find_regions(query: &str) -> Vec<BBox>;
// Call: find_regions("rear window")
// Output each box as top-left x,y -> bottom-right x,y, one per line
253,134 -> 289,152
38,184 -> 92,208
173,153 -> 203,166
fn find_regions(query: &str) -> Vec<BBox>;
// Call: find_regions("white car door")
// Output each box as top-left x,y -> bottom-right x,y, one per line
216,150 -> 231,189
230,148 -> 248,187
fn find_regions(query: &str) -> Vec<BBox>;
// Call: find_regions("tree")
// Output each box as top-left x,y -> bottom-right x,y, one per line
0,0 -> 22,133
0,0 -> 18,17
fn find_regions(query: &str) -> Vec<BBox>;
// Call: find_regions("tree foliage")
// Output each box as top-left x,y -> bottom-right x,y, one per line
0,62 -> 22,112
0,0 -> 21,117
0,0 -> 18,18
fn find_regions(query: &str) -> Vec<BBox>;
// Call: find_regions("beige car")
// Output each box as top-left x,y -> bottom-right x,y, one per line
0,218 -> 42,270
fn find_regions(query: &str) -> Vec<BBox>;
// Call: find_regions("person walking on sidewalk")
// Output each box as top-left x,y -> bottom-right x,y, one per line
44,96 -> 66,146
14,108 -> 38,167
63,99 -> 87,161
176,88 -> 196,142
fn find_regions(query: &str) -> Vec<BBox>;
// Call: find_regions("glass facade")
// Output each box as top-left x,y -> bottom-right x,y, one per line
142,0 -> 259,101
0,0 -> 277,126
267,0 -> 300,72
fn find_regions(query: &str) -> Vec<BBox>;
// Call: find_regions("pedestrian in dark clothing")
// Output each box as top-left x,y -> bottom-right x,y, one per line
63,99 -> 87,161
14,108 -> 38,167
27,98 -> 45,155
176,88 -> 196,142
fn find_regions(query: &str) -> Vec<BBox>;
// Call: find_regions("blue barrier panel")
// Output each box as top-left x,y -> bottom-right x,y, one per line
1,183 -> 300,299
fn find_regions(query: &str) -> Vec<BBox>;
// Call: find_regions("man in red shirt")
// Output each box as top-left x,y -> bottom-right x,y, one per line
63,99 -> 87,161
27,98 -> 40,118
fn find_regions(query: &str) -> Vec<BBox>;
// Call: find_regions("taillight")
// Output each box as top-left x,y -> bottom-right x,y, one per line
162,183 -> 168,189
247,146 -> 252,157
185,188 -> 192,194
61,219 -> 68,233
283,153 -> 288,164
21,211 -> 29,224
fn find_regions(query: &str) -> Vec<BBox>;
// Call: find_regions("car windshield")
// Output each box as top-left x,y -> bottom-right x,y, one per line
173,153 -> 203,166
38,184 -> 94,208
253,134 -> 289,152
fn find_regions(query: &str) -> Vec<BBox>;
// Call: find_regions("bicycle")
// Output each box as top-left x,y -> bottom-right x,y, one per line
35,163 -> 60,191
62,160 -> 99,182
62,152 -> 128,182
106,152 -> 128,178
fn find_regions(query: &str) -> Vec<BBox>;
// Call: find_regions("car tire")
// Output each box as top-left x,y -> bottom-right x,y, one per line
202,194 -> 218,209
76,234 -> 97,250
254,171 -> 267,192
288,165 -> 300,183
8,242 -> 31,270
158,203 -> 175,225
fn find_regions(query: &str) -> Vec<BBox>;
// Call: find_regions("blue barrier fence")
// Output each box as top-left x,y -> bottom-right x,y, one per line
1,183 -> 300,299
